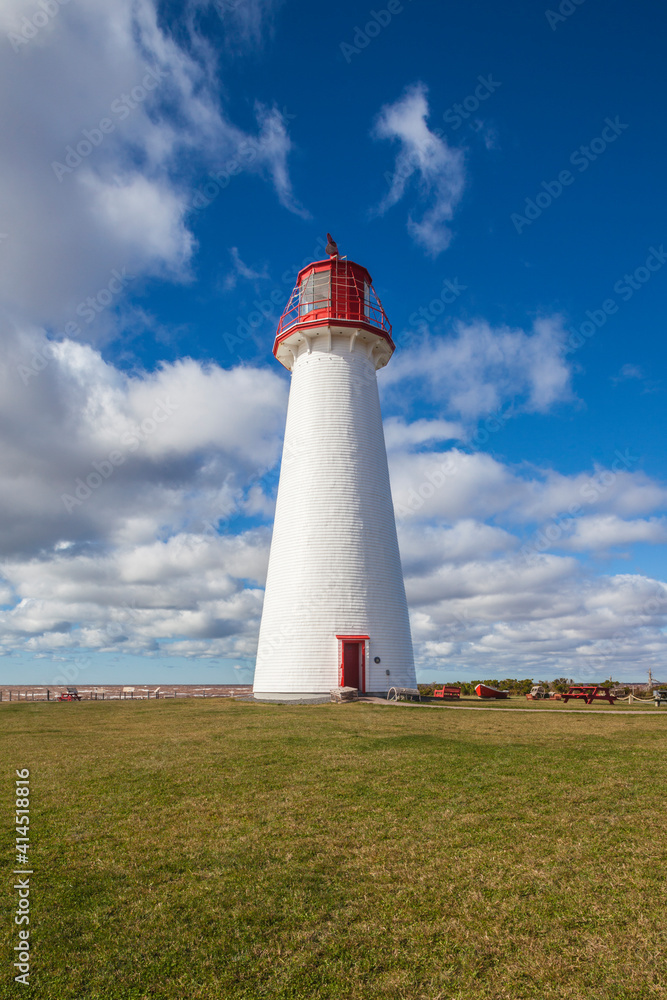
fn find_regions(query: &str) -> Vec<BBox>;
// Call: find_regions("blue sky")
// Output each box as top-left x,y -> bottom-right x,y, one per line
0,0 -> 665,686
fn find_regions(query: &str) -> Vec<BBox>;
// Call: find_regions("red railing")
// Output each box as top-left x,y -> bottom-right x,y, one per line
275,259 -> 392,342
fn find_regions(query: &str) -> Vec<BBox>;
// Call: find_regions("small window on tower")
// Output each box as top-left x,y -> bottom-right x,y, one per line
299,270 -> 331,316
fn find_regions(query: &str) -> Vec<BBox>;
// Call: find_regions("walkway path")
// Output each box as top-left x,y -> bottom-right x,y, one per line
358,697 -> 664,715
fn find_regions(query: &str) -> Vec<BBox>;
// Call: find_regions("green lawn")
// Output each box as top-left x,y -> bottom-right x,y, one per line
1,699 -> 666,999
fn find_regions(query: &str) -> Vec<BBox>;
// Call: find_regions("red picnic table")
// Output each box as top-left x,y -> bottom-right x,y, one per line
433,686 -> 461,699
562,685 -> 616,705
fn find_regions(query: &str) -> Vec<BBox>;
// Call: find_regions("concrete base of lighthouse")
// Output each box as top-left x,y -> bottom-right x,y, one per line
253,692 -> 331,703
253,690 -> 406,703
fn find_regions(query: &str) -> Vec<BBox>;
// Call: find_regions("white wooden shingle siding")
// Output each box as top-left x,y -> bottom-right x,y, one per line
254,326 -> 416,699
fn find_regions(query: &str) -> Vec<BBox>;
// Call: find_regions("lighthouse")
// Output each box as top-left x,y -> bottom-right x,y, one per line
253,240 -> 416,701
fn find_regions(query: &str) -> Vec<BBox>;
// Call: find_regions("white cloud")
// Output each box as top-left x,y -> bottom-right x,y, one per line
0,0 -> 303,329
514,464 -> 667,524
372,82 -> 466,255
0,263 -> 291,658
390,448 -> 520,522
472,120 -> 499,150
384,316 -> 574,421
0,324 -> 287,558
399,521 -> 516,574
0,332 -> 665,679
557,515 -> 667,552
612,363 -> 643,383
252,102 -> 310,219
382,432 -> 667,677
78,172 -> 195,276
388,442 -> 667,531
204,0 -> 283,52
383,416 -> 464,450
0,530 -> 271,659
404,543 -> 667,680
222,247 -> 270,290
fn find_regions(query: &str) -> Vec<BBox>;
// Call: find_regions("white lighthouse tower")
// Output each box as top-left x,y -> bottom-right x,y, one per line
253,239 -> 416,701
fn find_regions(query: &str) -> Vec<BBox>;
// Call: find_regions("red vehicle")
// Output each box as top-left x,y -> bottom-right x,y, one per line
58,687 -> 82,701
475,683 -> 509,699
433,686 -> 461,699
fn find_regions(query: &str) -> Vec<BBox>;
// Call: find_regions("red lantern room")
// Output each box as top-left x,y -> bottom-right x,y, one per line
273,256 -> 395,371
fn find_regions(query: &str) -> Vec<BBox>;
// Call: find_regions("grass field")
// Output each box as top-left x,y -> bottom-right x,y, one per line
1,699 -> 666,999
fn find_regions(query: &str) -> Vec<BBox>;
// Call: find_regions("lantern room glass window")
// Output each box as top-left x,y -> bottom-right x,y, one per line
299,270 -> 331,316
364,281 -> 371,319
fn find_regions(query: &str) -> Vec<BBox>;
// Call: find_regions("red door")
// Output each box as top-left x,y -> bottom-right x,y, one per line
342,642 -> 361,689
